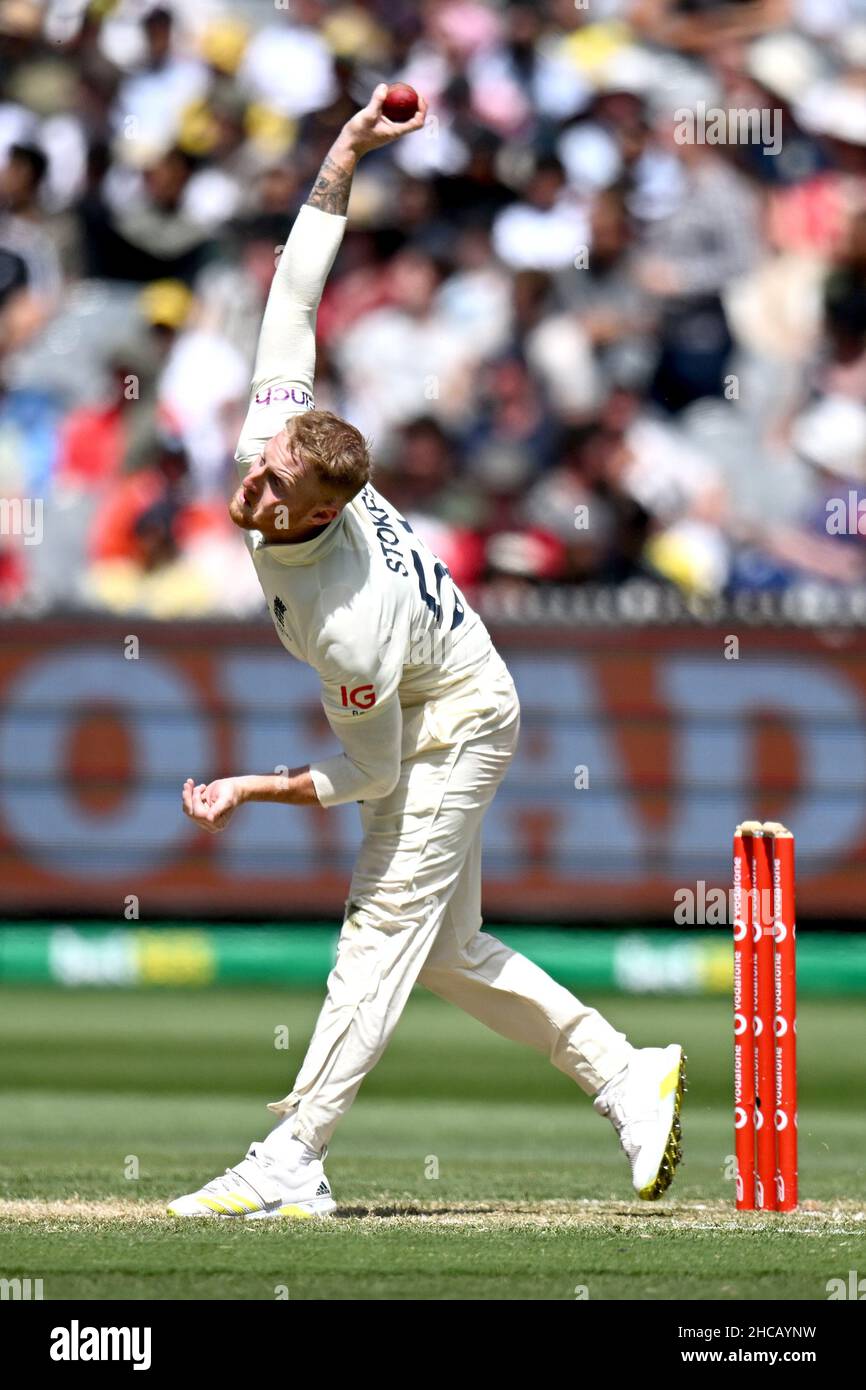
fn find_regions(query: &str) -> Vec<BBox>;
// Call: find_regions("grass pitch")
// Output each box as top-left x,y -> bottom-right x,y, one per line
0,984 -> 864,1300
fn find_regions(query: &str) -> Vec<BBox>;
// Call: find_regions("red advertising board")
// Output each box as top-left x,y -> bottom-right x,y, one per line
1,620 -> 865,918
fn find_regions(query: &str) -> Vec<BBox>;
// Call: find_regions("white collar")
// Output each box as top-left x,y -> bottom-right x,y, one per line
253,510 -> 347,567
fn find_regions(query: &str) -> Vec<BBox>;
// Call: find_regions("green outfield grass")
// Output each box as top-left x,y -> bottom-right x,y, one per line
0,985 -> 864,1300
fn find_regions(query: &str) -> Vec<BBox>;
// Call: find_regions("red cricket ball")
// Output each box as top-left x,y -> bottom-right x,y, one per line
382,83 -> 420,123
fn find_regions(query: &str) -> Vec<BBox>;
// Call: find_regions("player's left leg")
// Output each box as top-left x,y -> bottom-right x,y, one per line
418,829 -> 633,1095
417,845 -> 686,1200
166,1136 -> 335,1220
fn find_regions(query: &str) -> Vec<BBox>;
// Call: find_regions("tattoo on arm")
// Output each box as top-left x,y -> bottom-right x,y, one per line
306,154 -> 353,216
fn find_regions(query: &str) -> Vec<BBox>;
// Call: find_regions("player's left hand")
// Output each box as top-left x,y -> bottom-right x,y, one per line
181,776 -> 243,833
343,84 -> 427,156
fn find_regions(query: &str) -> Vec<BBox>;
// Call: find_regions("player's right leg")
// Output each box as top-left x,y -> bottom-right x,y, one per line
417,854 -> 685,1199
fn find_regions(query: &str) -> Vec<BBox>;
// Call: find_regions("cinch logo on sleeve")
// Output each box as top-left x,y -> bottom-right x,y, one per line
50,1321 -> 152,1370
254,386 -> 313,409
340,684 -> 376,710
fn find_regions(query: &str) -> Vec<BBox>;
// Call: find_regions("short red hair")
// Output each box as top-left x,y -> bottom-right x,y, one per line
287,410 -> 372,501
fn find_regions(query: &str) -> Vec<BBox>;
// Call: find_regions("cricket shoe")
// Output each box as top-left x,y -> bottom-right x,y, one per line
593,1044 -> 686,1201
167,1142 -> 336,1219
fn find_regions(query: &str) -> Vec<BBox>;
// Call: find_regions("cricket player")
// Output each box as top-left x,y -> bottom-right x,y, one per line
169,86 -> 685,1220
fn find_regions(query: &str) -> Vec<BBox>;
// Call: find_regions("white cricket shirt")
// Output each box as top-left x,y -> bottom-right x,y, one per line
234,203 -> 510,806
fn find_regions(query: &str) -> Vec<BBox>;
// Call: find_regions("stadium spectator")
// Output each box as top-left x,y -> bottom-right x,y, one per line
0,142 -> 62,305
492,155 -> 588,271
2,0 -> 866,615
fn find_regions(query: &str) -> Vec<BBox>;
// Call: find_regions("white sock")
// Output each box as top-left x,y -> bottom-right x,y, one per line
260,1115 -> 319,1166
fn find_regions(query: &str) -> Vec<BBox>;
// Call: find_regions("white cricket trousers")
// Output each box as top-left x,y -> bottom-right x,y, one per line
267,672 -> 633,1153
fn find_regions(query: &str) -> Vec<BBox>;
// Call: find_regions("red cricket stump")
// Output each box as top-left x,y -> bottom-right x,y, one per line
750,830 -> 778,1209
768,827 -> 798,1211
732,821 -> 798,1212
732,827 -> 755,1210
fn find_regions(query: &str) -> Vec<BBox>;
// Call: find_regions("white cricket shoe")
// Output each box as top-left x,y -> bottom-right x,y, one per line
593,1044 -> 686,1201
167,1142 -> 336,1219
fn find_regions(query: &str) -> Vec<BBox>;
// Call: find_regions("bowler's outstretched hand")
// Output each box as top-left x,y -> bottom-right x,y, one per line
182,776 -> 242,834
343,83 -> 427,155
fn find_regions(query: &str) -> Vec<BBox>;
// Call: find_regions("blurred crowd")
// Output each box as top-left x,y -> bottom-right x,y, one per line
3,0 -> 866,616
